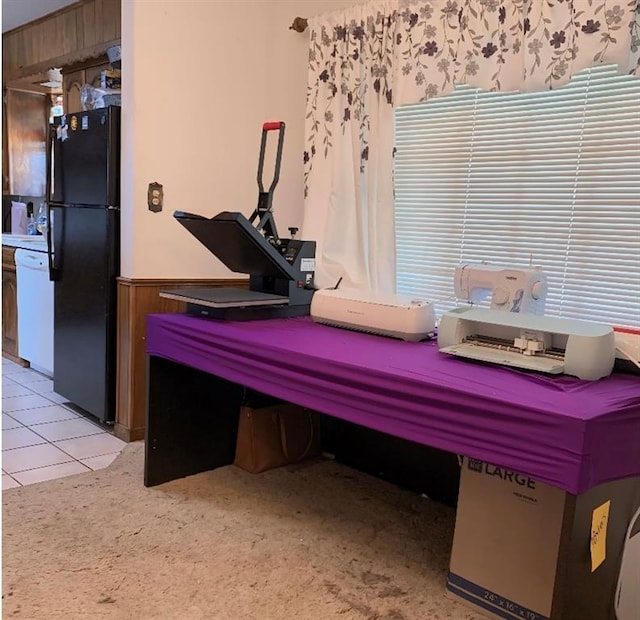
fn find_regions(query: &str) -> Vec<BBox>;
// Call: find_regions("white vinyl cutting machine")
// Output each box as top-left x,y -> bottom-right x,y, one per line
438,307 -> 616,380
311,287 -> 436,341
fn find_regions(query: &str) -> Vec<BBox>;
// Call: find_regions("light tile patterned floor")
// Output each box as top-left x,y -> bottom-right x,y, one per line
2,358 -> 126,489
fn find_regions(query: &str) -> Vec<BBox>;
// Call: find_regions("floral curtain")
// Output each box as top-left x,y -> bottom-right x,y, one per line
396,0 -> 639,102
302,0 -> 639,292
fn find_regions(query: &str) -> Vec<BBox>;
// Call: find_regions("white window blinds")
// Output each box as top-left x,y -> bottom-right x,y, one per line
394,64 -> 640,329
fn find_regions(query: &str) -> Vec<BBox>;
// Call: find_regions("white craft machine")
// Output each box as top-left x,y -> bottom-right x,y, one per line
616,506 -> 640,620
310,288 -> 436,342
455,263 -> 547,315
438,307 -> 616,380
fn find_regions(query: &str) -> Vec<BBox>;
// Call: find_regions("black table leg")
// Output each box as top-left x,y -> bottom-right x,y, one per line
145,355 -> 244,487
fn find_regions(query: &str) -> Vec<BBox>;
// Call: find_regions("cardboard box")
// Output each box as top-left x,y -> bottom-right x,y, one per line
448,458 -> 640,620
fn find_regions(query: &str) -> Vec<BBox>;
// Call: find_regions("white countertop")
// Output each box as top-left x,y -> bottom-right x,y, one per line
2,234 -> 48,252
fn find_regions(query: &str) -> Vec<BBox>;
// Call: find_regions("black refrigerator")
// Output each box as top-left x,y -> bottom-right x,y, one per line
46,106 -> 120,423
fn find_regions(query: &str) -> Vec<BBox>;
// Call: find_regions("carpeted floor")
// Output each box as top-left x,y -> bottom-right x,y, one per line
3,442 -> 484,620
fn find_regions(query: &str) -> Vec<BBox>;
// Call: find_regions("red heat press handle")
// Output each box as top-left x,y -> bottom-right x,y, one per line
263,121 -> 284,131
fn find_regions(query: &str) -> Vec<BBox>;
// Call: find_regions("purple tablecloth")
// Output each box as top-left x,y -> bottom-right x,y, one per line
146,314 -> 640,494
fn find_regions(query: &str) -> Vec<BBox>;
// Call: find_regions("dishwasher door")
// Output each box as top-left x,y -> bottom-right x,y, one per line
15,248 -> 54,376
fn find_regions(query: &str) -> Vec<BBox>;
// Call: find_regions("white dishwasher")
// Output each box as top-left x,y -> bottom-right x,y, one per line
15,248 -> 54,376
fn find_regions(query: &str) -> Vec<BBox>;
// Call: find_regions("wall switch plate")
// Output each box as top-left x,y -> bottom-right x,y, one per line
148,182 -> 163,212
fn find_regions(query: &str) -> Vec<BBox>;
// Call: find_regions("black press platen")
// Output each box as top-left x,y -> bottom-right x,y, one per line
173,210 -> 315,304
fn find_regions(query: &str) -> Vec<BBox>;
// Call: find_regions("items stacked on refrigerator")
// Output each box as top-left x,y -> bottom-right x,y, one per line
80,45 -> 121,110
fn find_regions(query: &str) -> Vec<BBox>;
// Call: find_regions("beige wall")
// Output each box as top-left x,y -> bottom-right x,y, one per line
121,0 -> 362,279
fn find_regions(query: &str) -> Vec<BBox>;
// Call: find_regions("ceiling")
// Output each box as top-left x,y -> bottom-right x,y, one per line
2,0 -> 80,33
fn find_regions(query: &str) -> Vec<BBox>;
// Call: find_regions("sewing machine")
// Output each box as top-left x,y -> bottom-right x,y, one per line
454,263 -> 547,315
438,307 -> 616,380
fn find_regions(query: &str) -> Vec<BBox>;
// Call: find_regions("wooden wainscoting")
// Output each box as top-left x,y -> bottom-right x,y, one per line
115,278 -> 248,442
2,245 -> 29,366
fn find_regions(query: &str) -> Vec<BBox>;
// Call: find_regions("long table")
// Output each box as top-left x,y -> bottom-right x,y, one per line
145,313 -> 640,493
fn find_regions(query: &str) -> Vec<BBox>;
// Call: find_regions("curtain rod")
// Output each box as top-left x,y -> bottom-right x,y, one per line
289,17 -> 308,33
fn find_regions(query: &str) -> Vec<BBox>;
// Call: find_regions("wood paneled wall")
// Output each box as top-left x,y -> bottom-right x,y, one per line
115,278 -> 249,442
5,89 -> 48,196
3,0 -> 121,81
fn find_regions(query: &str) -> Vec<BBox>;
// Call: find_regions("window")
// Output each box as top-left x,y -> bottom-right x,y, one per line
394,64 -> 640,329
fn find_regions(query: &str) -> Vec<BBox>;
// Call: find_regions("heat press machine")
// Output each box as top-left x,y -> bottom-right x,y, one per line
161,122 -> 316,320
454,262 -> 547,315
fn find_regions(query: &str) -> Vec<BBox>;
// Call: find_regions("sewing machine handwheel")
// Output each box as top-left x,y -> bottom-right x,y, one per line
531,280 -> 543,300
493,287 -> 509,306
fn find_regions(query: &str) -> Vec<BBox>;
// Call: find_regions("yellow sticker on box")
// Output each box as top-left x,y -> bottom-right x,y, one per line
590,500 -> 611,572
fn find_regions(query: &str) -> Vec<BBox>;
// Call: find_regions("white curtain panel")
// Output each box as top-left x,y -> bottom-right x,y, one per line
302,0 -> 640,293
302,0 -> 398,292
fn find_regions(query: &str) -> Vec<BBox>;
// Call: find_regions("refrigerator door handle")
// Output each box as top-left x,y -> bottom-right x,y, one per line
48,119 -> 65,204
47,204 -> 61,282
45,123 -> 61,281
46,122 -> 53,203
